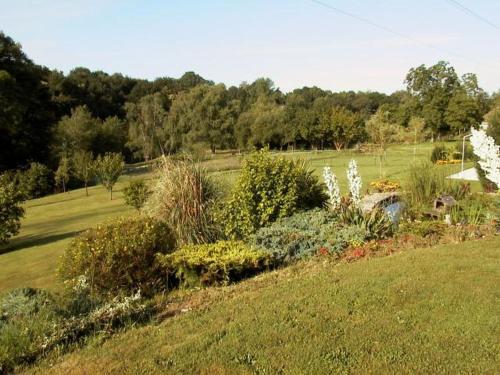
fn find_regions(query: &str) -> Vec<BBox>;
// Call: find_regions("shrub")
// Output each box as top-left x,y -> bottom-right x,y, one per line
144,156 -> 220,245
249,209 -> 367,263
218,150 -> 327,239
123,179 -> 151,210
157,241 -> 271,287
430,144 -> 447,163
0,176 -> 25,245
21,162 -> 53,199
59,217 -> 176,296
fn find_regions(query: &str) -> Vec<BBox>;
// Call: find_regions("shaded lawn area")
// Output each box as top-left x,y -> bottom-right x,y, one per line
28,237 -> 500,374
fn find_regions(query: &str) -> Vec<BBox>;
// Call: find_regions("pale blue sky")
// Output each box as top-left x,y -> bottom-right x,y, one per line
1,0 -> 499,93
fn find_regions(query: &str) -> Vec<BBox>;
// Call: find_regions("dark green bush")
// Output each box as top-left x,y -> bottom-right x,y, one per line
21,162 -> 53,199
123,179 -> 151,210
218,150 -> 327,239
157,240 -> 271,288
249,209 -> 367,263
59,217 -> 176,296
430,144 -> 448,163
0,175 -> 25,245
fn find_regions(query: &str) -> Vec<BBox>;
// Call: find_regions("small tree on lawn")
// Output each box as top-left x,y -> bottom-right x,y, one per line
0,175 -> 25,245
72,151 -> 95,196
366,109 -> 399,177
55,156 -> 71,193
94,153 -> 124,200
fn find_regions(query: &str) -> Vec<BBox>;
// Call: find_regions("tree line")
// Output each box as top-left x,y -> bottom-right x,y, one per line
1,31 -> 499,179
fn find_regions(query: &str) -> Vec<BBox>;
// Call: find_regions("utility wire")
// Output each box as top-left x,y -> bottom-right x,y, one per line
308,0 -> 495,70
445,0 -> 500,31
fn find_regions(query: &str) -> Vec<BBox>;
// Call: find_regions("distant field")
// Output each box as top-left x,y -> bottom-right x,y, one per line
28,237 -> 500,374
0,143 -> 474,294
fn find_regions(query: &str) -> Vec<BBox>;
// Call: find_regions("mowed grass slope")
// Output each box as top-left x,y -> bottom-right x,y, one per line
28,237 -> 500,374
0,143 -> 474,293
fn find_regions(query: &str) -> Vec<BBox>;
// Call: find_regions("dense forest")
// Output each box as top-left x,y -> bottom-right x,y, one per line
1,31 -> 499,175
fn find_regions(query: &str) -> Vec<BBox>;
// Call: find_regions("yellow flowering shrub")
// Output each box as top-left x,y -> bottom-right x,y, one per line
59,217 -> 176,296
436,159 -> 461,165
369,179 -> 401,192
156,240 -> 271,288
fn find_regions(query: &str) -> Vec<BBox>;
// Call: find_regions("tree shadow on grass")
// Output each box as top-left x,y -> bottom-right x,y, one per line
0,231 -> 82,256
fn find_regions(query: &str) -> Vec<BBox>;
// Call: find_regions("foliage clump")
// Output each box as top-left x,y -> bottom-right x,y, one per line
59,217 -> 176,296
144,156 -> 220,245
0,176 -> 25,245
123,179 -> 151,210
157,240 -> 271,287
218,150 -> 327,239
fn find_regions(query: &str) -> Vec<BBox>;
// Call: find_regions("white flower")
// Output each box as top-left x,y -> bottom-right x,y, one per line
470,122 -> 500,189
347,159 -> 362,205
323,167 -> 341,210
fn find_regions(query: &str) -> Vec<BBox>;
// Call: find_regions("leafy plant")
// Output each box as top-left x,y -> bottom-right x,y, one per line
59,217 -> 176,296
0,176 -> 25,245
144,156 -> 220,245
218,150 -> 327,239
339,204 -> 394,239
449,197 -> 488,225
123,179 -> 151,210
157,241 -> 271,288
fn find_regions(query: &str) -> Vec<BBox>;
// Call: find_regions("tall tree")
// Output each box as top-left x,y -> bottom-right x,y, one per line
126,92 -> 169,160
325,106 -> 364,150
0,32 -> 56,170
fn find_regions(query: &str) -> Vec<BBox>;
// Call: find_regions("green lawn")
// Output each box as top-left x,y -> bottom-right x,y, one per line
27,237 -> 500,374
0,143 -> 474,294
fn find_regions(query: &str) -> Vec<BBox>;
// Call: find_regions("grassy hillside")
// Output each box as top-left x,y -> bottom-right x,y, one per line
27,237 -> 500,374
0,143 -> 474,293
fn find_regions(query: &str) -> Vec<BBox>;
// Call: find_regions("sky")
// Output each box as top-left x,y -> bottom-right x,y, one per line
1,0 -> 499,93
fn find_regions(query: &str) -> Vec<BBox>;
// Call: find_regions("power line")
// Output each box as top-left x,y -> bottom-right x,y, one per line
445,0 -> 500,31
308,0 -> 494,70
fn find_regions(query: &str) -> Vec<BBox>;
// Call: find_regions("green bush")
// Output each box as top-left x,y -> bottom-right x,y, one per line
17,162 -> 53,199
249,209 -> 367,263
144,156 -> 221,245
218,150 -> 327,239
123,179 -> 151,210
59,217 -> 176,296
0,175 -> 25,245
157,241 -> 271,288
430,144 -> 448,163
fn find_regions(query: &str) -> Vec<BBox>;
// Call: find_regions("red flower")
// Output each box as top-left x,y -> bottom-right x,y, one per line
352,248 -> 365,258
318,247 -> 329,256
